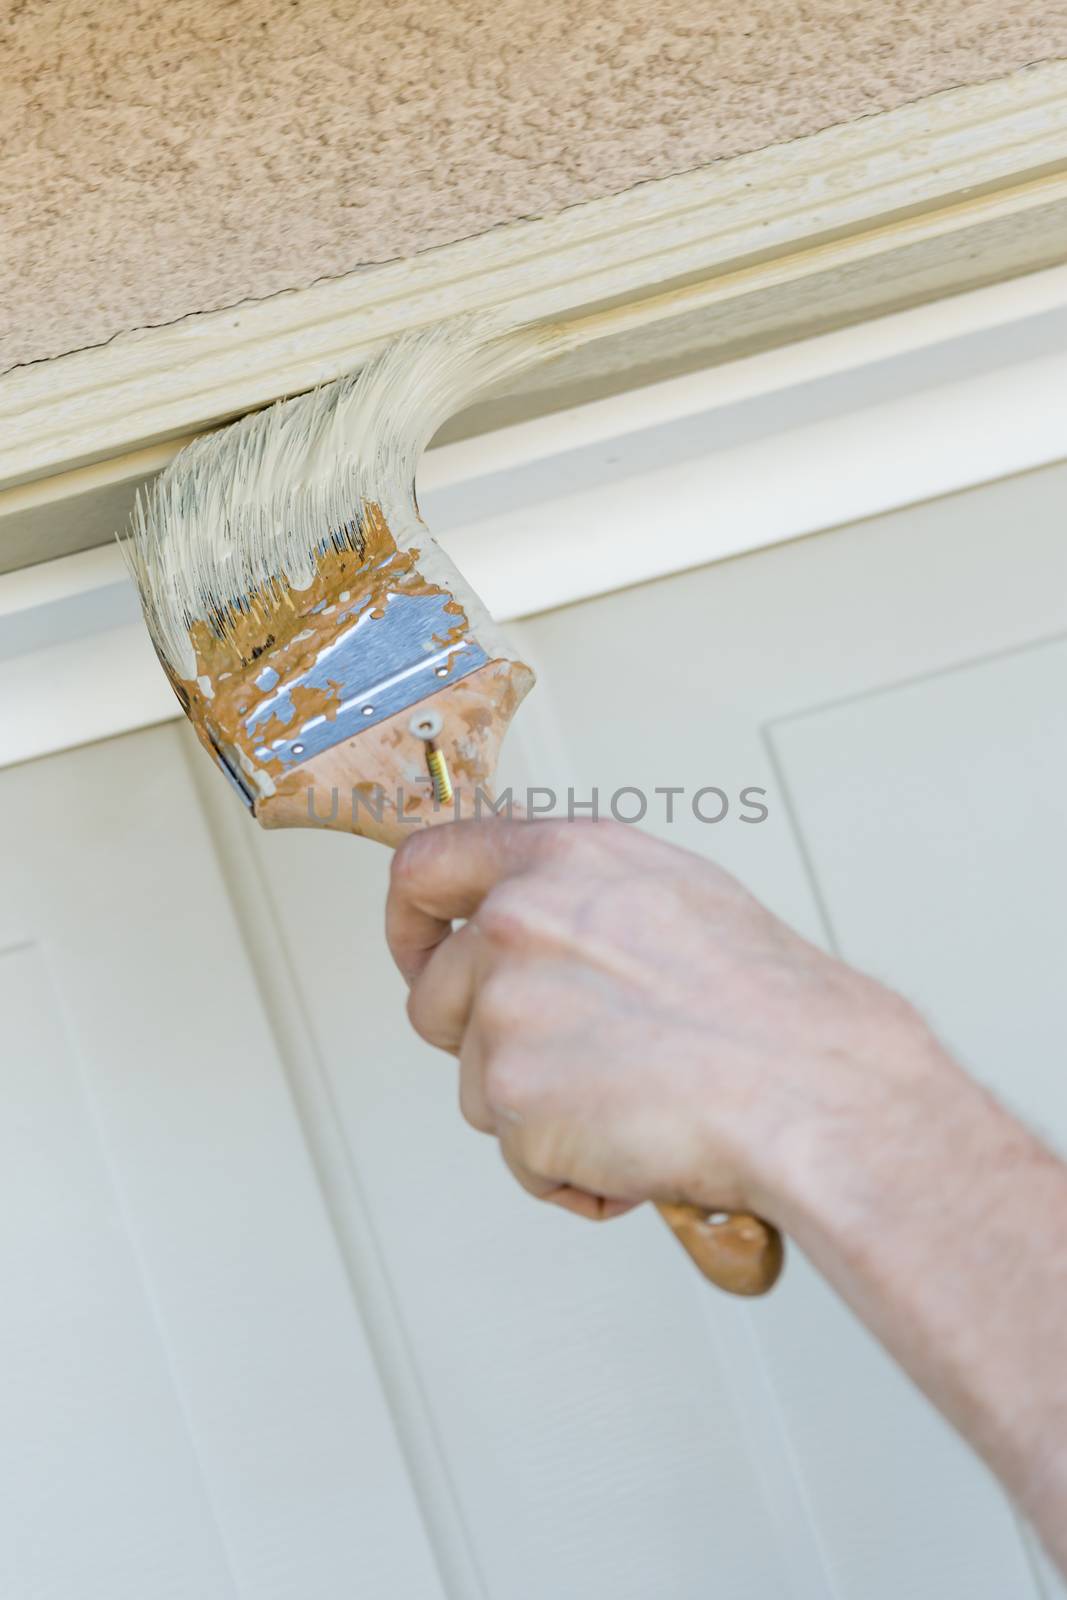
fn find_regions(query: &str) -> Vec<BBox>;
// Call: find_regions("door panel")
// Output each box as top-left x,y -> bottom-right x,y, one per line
0,734 -> 446,1600
0,942 -> 235,1600
767,635 -> 1067,1599
770,635 -> 1067,1144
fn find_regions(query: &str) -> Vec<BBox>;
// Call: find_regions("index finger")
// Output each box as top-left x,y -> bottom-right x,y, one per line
385,817 -> 543,984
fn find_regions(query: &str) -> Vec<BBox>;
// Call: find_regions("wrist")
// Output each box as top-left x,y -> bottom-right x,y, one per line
740,991 -> 963,1236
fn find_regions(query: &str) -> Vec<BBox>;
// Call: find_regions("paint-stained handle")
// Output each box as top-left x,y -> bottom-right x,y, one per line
656,1202 -> 784,1296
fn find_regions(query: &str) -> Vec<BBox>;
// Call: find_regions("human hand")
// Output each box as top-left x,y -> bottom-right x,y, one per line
385,817 -> 931,1225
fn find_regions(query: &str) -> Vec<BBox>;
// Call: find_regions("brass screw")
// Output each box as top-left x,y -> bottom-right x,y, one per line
425,745 -> 454,805
409,710 -> 453,805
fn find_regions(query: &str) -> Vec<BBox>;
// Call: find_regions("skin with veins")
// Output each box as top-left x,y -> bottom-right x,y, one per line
169,501 -> 533,846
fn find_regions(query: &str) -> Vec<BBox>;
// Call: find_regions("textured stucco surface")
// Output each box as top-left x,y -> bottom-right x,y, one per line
3,0 -> 1066,372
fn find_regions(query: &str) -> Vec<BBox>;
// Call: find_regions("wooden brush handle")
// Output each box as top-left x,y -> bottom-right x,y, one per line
656,1202 -> 784,1296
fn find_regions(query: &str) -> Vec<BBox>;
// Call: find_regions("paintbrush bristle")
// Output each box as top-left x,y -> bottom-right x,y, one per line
123,317 -> 551,682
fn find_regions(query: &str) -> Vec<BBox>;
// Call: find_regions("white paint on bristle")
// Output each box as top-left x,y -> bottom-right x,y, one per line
122,315 -> 557,681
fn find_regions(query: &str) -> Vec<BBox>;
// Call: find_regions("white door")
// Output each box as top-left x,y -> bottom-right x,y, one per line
1,459 -> 1064,1598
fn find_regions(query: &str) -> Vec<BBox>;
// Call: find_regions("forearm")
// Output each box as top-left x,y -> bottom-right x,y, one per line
761,1023 -> 1067,1568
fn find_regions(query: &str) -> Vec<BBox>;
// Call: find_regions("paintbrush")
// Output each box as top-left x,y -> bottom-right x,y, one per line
124,316 -> 783,1297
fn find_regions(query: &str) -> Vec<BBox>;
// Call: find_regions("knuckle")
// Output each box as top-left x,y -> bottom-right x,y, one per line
475,969 -> 526,1037
477,882 -> 539,950
623,873 -> 686,929
404,980 -> 439,1046
458,1075 -> 493,1134
537,819 -> 591,863
518,1124 -> 556,1179
542,815 -> 627,866
404,981 -> 426,1033
390,827 -> 438,888
483,1050 -> 530,1120
589,815 -> 630,847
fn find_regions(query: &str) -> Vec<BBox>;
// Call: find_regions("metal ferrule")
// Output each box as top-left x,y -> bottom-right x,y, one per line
210,588 -> 488,809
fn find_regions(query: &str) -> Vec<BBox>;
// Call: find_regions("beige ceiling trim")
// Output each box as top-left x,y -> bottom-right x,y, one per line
3,60 -> 1067,493
3,270 -> 1067,770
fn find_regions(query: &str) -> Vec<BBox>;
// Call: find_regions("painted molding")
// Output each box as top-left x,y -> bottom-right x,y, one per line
7,258 -> 1066,578
3,265 -> 1066,770
3,61 -> 1067,491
